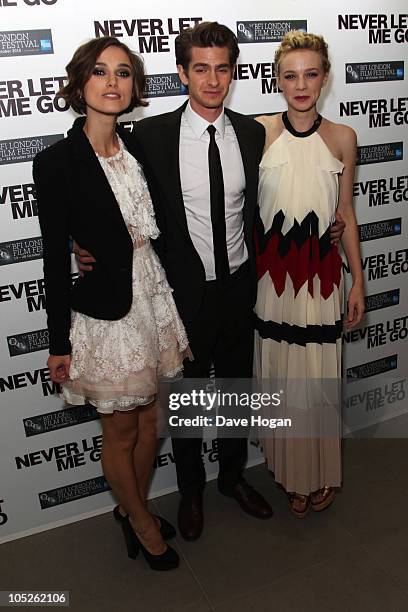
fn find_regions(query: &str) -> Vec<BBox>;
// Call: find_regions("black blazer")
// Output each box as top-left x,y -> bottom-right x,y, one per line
33,116 -> 142,355
135,102 -> 265,323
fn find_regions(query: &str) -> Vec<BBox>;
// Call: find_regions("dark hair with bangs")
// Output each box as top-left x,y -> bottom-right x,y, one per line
175,21 -> 240,71
59,36 -> 148,115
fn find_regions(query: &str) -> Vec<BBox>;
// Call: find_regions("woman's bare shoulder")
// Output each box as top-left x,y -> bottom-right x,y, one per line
323,118 -> 357,146
255,113 -> 281,130
255,114 -> 283,150
320,117 -> 357,162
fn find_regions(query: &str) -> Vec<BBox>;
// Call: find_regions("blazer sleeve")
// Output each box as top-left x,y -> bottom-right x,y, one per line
251,117 -> 266,165
33,152 -> 72,356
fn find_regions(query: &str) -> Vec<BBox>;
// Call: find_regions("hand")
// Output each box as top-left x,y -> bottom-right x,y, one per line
330,212 -> 346,244
47,354 -> 71,384
72,240 -> 96,276
345,284 -> 365,330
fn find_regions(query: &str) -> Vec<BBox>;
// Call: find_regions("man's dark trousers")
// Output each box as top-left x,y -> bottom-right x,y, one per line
171,261 -> 253,496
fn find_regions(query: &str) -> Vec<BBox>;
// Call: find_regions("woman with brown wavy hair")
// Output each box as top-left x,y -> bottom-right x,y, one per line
33,37 -> 189,570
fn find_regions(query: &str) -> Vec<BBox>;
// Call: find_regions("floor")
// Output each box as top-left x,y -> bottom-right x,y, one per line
2,437 -> 408,612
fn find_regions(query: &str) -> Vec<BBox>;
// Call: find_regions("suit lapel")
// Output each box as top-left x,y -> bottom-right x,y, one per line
68,117 -> 129,233
224,107 -> 254,196
224,107 -> 258,248
159,101 -> 190,236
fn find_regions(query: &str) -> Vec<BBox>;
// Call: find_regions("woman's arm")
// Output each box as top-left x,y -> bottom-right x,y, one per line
33,151 -> 73,373
336,125 -> 365,330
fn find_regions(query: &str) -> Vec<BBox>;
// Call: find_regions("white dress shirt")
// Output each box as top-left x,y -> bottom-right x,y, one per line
179,102 -> 247,280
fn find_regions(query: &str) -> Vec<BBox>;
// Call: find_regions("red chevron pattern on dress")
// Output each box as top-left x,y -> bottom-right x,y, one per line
255,231 -> 342,299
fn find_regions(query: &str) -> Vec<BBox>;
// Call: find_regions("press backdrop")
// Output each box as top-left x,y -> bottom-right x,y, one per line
0,0 -> 407,542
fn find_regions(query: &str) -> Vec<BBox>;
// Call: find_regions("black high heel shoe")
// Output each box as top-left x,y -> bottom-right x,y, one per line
154,515 -> 177,540
113,506 -> 176,541
113,507 -> 139,559
134,533 -> 179,571
113,506 -> 179,570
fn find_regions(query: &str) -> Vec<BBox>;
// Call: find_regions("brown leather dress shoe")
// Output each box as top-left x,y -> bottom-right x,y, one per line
219,480 -> 273,519
177,493 -> 203,541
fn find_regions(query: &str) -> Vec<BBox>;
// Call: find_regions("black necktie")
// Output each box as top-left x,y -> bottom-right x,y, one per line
207,124 -> 229,281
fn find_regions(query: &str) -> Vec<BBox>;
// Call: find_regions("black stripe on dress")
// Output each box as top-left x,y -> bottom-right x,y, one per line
254,315 -> 343,346
256,210 -> 333,261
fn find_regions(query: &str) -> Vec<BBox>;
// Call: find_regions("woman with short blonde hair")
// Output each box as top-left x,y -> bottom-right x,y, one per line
254,31 -> 364,517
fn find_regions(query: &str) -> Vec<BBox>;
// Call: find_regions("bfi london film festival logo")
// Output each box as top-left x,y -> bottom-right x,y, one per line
0,77 -> 69,118
144,73 -> 187,98
0,0 -> 57,6
0,236 -> 42,265
38,476 -> 111,509
0,134 -> 63,166
346,355 -> 398,383
0,29 -> 53,57
365,289 -> 400,313
338,14 -> 408,44
357,142 -> 403,166
353,175 -> 408,207
346,61 -> 404,83
340,98 -> 408,129
7,328 -> 49,357
236,20 -> 307,43
94,17 -> 202,53
23,404 -> 99,437
358,217 -> 401,242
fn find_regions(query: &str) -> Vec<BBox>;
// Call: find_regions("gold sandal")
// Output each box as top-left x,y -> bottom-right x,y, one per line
311,486 -> 335,512
288,493 -> 311,518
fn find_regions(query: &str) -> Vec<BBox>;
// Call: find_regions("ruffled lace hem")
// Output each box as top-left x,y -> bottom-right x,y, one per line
62,346 -> 191,414
62,389 -> 154,413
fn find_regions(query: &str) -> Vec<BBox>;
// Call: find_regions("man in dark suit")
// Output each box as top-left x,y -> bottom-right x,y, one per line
132,22 -> 273,540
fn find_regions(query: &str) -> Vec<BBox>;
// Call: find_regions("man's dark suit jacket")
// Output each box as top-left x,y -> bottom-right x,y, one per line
33,116 -> 142,356
134,101 -> 266,324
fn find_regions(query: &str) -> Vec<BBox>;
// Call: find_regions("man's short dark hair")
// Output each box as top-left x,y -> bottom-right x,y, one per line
175,21 -> 240,70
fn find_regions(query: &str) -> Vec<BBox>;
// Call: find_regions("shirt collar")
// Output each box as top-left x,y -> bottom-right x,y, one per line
184,101 -> 226,139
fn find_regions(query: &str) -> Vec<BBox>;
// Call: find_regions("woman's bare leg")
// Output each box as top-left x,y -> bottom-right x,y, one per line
132,399 -> 159,504
100,408 -> 165,554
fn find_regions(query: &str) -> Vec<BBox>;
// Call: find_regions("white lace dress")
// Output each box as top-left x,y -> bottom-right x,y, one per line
62,139 -> 189,414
